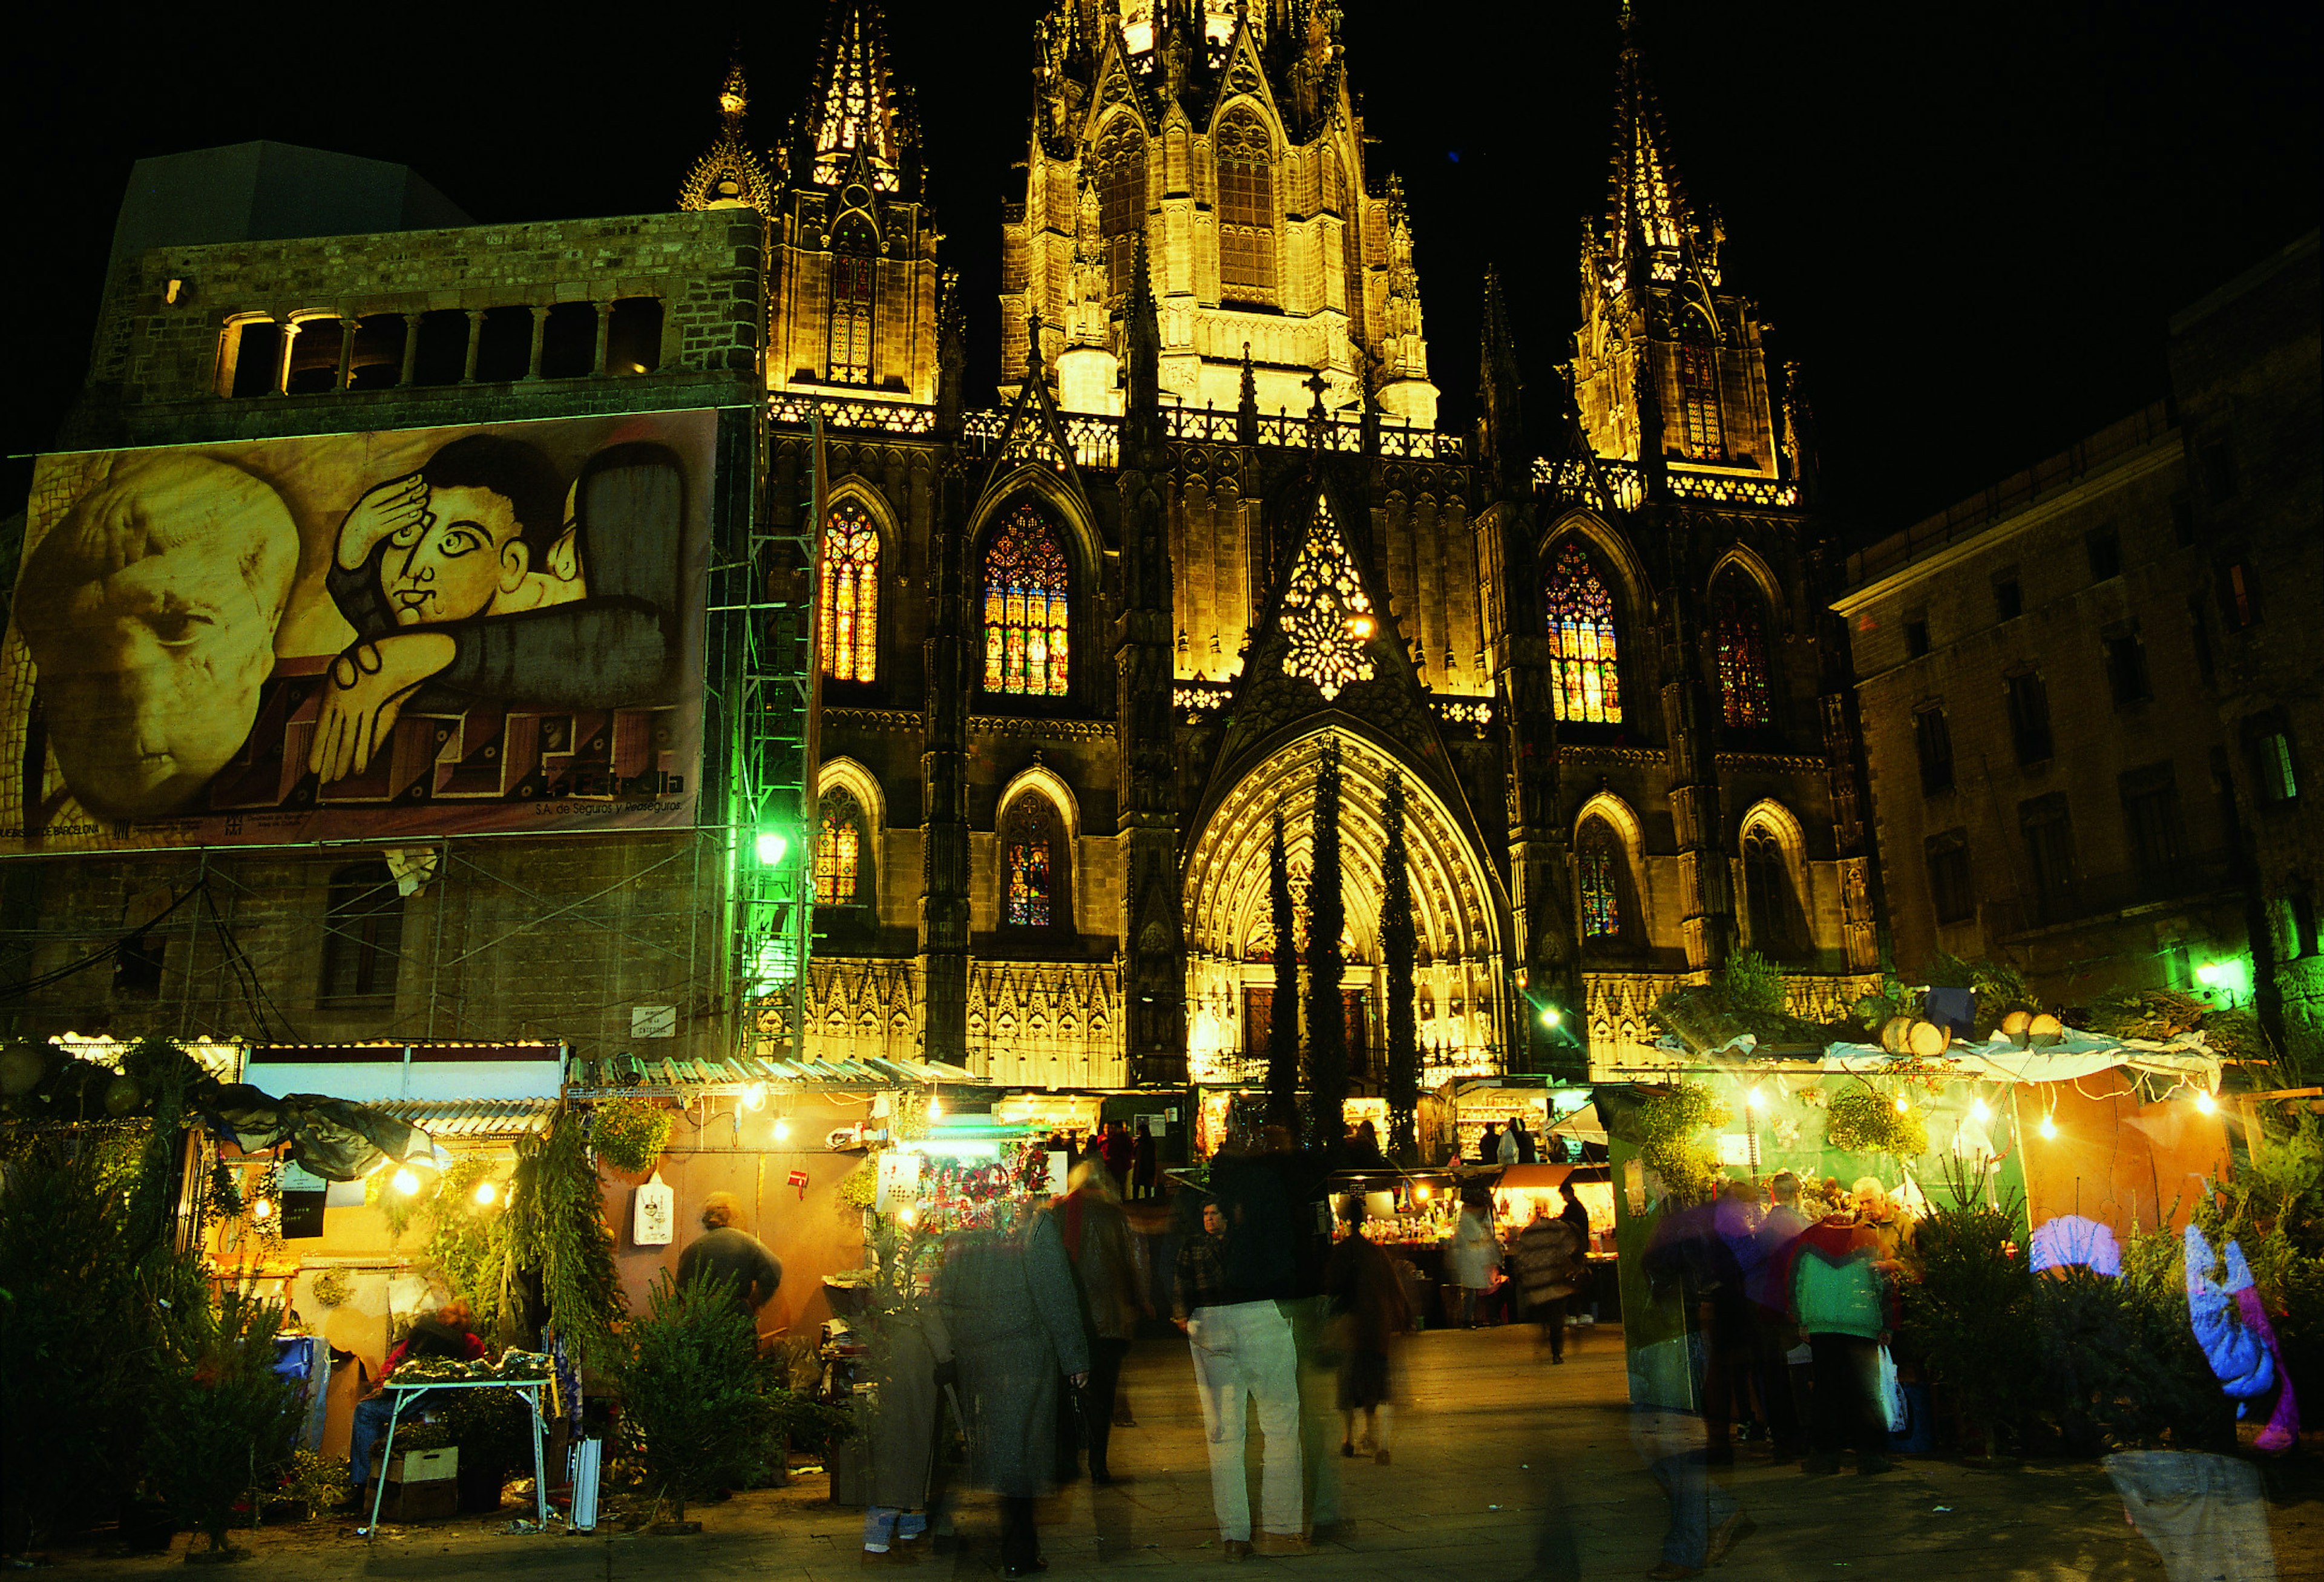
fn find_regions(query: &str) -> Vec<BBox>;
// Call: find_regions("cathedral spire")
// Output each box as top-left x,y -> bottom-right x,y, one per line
677,56 -> 776,215
1601,7 -> 1698,277
1477,266 -> 1526,497
795,0 -> 916,195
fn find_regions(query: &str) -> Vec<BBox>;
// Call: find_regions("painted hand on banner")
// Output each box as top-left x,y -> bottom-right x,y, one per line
338,473 -> 432,571
309,631 -> 455,782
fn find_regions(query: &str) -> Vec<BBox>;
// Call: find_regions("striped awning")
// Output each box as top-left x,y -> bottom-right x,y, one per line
367,1097 -> 558,1140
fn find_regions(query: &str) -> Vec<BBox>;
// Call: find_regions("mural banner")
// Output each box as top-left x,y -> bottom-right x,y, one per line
1,410 -> 716,853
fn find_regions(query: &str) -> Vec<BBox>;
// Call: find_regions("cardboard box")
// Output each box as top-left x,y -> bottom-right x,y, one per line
388,1446 -> 459,1483
373,1477 -> 459,1523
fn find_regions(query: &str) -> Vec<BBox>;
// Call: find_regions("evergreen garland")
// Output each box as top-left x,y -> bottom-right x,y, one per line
1304,737 -> 1348,1157
505,1111 -> 625,1368
1381,770 -> 1420,1164
1266,807 -> 1301,1131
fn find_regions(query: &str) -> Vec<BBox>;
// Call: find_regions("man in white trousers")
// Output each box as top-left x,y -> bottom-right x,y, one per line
1175,1190 -> 1308,1558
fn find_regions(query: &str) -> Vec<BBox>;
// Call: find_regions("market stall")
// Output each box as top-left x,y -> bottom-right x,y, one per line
1597,1023 -> 2235,1408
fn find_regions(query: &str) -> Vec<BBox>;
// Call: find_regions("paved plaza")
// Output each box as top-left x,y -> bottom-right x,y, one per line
33,1324 -> 2323,1580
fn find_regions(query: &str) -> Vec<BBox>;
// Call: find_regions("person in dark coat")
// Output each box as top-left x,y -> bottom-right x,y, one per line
939,1199 -> 1091,1577
1049,1160 -> 1146,1483
860,1296 -> 952,1558
677,1193 -> 783,1330
1477,1123 -> 1502,1164
1512,1199 -> 1584,1361
1325,1196 -> 1412,1461
1130,1122 -> 1159,1200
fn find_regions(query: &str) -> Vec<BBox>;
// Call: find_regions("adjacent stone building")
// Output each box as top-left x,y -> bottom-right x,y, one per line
1839,229 -> 2320,1068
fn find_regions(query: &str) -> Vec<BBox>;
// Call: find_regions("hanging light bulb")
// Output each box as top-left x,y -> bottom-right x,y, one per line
1745,1086 -> 1768,1111
1971,1097 -> 1992,1123
392,1167 -> 421,1195
928,1094 -> 944,1120
251,1197 -> 274,1222
742,1083 -> 767,1112
898,1206 -> 917,1228
2194,1089 -> 2218,1115
1414,1183 -> 1432,1201
2038,1115 -> 2058,1141
773,1118 -> 792,1143
1894,1093 -> 1911,1114
474,1180 -> 498,1206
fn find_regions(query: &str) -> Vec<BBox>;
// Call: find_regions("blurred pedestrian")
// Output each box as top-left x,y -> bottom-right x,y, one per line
1325,1195 -> 1412,1462
1050,1159 -> 1144,1485
677,1193 -> 784,1330
860,1287 -> 951,1561
1179,1158 -> 1308,1558
1098,1121 -> 1135,1192
1347,1118 -> 1388,1167
1780,1201 -> 1894,1476
1559,1180 -> 1593,1253
1448,1192 -> 1502,1327
938,1199 -> 1091,1576
1743,1173 -> 1808,1462
1477,1123 -> 1502,1164
1511,1198 -> 1584,1362
1497,1123 -> 1521,1164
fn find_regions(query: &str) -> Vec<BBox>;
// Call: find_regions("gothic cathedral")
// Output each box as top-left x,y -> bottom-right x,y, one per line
683,1 -> 1877,1090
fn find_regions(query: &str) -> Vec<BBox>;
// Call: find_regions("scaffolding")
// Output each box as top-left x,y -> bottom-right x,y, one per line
719,408 -> 822,1062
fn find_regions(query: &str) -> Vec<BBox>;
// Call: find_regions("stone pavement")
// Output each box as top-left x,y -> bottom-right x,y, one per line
30,1323 -> 2322,1580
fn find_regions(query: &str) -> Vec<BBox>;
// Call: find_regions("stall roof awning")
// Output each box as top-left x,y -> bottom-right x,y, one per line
1492,1164 -> 1578,1189
572,1051 -> 987,1099
1820,1030 -> 2220,1086
369,1097 -> 557,1140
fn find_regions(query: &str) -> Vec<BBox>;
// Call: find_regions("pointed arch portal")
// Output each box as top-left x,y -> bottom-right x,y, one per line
1181,727 -> 1506,1086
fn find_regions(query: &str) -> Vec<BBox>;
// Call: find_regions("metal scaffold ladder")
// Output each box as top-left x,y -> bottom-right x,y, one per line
719,410 -> 822,1062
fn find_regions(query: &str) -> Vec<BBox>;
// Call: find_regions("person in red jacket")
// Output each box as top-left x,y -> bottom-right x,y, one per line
344,1299 -> 488,1505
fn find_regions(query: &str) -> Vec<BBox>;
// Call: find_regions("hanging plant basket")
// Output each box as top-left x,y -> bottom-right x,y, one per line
593,1097 -> 675,1173
1825,1085 -> 1929,1158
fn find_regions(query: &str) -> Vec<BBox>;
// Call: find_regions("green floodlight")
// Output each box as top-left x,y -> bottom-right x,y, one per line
1540,1006 -> 1563,1029
2196,956 -> 2253,999
755,829 -> 791,867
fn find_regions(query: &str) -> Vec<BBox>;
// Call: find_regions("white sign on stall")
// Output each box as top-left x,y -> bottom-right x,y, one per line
875,1149 -> 922,1213
632,1170 -> 675,1246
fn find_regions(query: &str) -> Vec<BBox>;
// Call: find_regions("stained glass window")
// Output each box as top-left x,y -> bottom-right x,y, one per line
1578,819 -> 1621,940
1546,539 -> 1621,724
815,789 -> 864,905
1282,493 -> 1377,700
1004,796 -> 1054,928
829,249 -> 875,384
819,500 -> 880,683
1679,317 -> 1724,461
1217,110 -> 1275,302
982,505 -> 1071,697
1712,571 -> 1772,728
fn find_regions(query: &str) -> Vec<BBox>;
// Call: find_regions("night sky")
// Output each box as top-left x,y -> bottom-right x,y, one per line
6,1 -> 2315,543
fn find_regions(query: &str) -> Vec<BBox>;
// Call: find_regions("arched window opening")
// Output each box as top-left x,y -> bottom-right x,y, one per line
829,215 -> 876,384
1742,827 -> 1804,958
819,499 -> 881,682
1546,539 -> 1622,725
1216,110 -> 1276,303
320,862 -> 402,1005
982,504 -> 1071,697
1004,796 -> 1059,929
1678,314 -> 1724,461
1712,570 -> 1773,728
1095,119 -> 1147,300
1578,818 -> 1624,941
816,788 -> 867,907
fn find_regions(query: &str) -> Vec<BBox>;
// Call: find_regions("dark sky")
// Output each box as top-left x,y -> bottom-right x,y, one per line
7,1 -> 2316,540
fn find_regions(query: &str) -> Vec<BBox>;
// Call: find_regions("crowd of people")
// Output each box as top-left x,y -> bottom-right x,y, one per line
1630,1171 -> 1915,1579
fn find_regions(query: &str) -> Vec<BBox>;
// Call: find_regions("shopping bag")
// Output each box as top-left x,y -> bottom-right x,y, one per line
1876,1345 -> 1909,1434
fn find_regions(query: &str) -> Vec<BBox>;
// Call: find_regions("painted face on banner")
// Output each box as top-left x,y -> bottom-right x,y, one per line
378,484 -> 531,626
18,455 -> 295,820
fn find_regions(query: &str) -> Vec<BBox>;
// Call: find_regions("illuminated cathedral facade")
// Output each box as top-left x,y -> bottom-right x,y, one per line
688,0 -> 1879,1088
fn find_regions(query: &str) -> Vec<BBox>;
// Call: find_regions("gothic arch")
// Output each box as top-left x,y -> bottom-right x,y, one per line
1543,508 -> 1656,612
1705,543 -> 1783,615
1736,798 -> 1814,960
1181,724 -> 1508,1074
968,481 -> 1099,705
816,757 -> 885,911
1572,790 -> 1650,950
968,467 -> 1101,586
996,777 -> 1077,934
1573,789 -> 1647,856
819,476 -> 898,683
